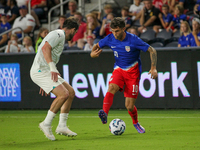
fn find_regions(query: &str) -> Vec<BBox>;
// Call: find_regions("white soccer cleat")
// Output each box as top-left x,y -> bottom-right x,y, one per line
55,126 -> 77,137
39,122 -> 56,141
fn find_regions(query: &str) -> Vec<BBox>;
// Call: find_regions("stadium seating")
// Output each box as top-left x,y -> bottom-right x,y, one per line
165,41 -> 178,47
140,29 -> 156,44
155,29 -> 172,45
150,42 -> 164,48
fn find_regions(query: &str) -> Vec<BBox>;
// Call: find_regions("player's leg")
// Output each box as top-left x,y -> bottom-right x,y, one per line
39,84 -> 69,140
125,98 -> 145,133
99,83 -> 120,124
99,68 -> 124,124
55,81 -> 77,137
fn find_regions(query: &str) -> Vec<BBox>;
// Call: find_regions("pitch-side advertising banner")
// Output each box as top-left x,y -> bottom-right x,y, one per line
0,50 -> 199,109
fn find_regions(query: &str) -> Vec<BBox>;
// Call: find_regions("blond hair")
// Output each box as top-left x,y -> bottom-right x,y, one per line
180,21 -> 191,35
85,13 -> 100,32
24,36 -> 32,45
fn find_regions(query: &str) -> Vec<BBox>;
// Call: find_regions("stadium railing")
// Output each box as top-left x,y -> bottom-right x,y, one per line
0,27 -> 24,52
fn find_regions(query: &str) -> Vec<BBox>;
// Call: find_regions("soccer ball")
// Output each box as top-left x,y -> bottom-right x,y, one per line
109,119 -> 126,135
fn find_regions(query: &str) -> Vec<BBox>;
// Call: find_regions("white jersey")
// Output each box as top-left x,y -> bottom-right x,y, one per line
31,29 -> 65,71
129,3 -> 144,20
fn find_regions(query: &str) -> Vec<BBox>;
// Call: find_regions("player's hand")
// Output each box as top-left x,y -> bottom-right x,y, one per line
91,48 -> 102,58
148,68 -> 158,79
51,72 -> 61,82
39,88 -> 49,96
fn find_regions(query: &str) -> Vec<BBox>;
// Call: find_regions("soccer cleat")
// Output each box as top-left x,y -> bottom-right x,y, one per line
55,126 -> 77,137
39,122 -> 56,141
98,109 -> 107,124
133,122 -> 145,133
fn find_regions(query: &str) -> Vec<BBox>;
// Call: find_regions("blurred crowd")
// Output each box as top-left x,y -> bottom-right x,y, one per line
0,0 -> 200,53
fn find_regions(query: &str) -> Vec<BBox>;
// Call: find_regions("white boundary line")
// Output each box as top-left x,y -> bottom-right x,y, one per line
0,116 -> 199,119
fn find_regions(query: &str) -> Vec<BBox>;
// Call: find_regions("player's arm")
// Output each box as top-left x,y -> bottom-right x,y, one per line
90,43 -> 102,58
42,41 -> 61,82
147,46 -> 158,79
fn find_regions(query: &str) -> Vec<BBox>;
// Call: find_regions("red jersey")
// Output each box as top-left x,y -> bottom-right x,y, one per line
31,0 -> 46,7
104,24 -> 112,36
72,21 -> 87,42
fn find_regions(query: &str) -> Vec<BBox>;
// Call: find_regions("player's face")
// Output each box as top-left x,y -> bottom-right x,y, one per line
66,28 -> 77,41
111,27 -> 125,41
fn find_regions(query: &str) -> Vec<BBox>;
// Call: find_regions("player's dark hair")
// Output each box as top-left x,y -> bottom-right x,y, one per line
62,17 -> 79,30
110,17 -> 125,29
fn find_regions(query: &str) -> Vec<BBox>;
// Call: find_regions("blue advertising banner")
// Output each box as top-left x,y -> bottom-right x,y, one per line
0,63 -> 21,102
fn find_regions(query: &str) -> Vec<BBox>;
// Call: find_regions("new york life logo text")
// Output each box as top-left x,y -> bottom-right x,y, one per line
0,63 -> 21,102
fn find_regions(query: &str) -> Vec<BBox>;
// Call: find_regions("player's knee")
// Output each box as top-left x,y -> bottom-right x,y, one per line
125,104 -> 134,112
108,84 -> 119,93
69,89 -> 75,99
60,90 -> 69,100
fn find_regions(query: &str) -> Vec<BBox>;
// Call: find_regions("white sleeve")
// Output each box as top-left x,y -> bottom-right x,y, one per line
44,31 -> 64,49
26,15 -> 35,27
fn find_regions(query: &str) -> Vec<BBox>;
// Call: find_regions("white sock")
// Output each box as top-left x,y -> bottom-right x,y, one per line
58,113 -> 69,127
43,110 -> 56,126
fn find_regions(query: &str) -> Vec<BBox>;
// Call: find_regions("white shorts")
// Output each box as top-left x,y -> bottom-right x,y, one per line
30,69 -> 65,94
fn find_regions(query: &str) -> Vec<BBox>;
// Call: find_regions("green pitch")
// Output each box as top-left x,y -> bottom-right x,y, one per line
0,109 -> 199,150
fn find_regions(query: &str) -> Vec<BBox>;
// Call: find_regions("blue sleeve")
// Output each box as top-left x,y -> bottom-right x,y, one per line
7,23 -> 11,30
178,37 -> 181,44
172,16 -> 176,22
98,35 -> 109,48
126,18 -> 132,25
92,26 -> 100,36
196,0 -> 200,4
133,35 -> 149,52
179,0 -> 185,2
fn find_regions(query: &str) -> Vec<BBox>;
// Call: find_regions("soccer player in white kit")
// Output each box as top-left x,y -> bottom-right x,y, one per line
30,18 -> 79,141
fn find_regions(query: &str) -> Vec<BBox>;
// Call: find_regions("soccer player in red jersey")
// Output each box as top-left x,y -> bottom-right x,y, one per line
90,17 -> 158,133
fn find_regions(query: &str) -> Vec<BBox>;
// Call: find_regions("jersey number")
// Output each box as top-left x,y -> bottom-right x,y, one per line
132,85 -> 138,95
114,51 -> 118,57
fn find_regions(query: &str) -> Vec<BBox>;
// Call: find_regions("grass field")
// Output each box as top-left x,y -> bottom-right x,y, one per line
0,109 -> 199,150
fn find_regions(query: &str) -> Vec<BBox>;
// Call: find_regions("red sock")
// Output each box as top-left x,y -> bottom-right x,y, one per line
128,106 -> 138,124
103,92 -> 114,115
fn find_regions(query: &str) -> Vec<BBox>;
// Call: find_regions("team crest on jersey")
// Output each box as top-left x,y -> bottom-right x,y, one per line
125,46 -> 130,52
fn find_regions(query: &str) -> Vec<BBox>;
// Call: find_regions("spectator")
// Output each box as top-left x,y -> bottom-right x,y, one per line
153,0 -> 169,11
0,26 -> 8,47
85,13 -> 102,44
58,15 -> 67,29
157,4 -> 173,31
65,0 -> 77,18
16,0 -> 28,7
179,0 -> 196,13
178,21 -> 191,47
167,4 -> 191,33
27,0 -> 47,28
91,11 -> 102,24
84,35 -> 94,51
0,14 -> 11,31
194,0 -> 200,16
4,33 -> 22,53
188,18 -> 200,47
68,12 -> 87,49
35,27 -> 48,53
21,36 -> 34,52
129,0 -> 144,21
5,0 -> 19,25
11,5 -> 35,38
102,4 -> 114,20
121,6 -> 132,30
0,0 -> 7,17
100,13 -> 114,37
138,0 -> 161,33
127,26 -> 139,36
